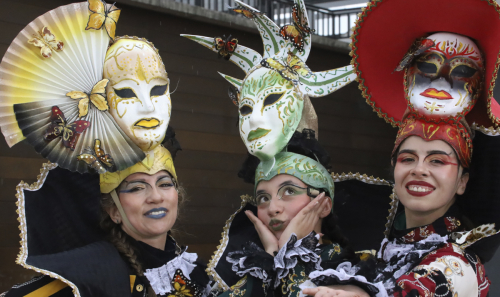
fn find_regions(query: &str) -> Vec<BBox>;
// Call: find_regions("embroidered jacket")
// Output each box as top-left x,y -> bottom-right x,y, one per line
377,206 -> 491,297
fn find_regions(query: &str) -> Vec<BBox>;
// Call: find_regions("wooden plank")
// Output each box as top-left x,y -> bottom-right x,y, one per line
175,150 -> 245,172
0,1 -> 49,26
0,20 -> 24,45
0,224 -> 21,248
175,130 -> 247,154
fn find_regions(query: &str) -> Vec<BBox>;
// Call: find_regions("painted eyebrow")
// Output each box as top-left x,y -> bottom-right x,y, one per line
278,180 -> 298,188
397,149 -> 416,155
426,150 -> 452,156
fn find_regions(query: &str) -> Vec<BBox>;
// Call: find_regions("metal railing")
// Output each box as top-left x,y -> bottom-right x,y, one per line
174,0 -> 361,39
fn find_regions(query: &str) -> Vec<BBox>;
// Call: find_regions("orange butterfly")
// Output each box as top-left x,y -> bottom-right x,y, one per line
28,27 -> 64,58
231,5 -> 262,19
214,35 -> 238,60
279,4 -> 315,52
85,0 -> 121,40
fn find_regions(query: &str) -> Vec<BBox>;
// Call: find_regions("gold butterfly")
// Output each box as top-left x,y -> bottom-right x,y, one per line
28,27 -> 64,58
66,79 -> 109,117
85,0 -> 121,40
77,139 -> 115,174
261,51 -> 312,83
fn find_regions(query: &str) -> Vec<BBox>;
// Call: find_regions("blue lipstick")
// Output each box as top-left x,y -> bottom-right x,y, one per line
144,207 -> 168,219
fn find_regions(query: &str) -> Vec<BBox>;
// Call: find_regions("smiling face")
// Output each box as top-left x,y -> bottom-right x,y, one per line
239,68 -> 304,161
406,33 -> 483,120
255,174 -> 328,240
115,171 -> 178,245
104,39 -> 171,152
394,136 -> 469,225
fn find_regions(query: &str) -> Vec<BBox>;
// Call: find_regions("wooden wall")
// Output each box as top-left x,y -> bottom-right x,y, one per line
0,0 -> 399,292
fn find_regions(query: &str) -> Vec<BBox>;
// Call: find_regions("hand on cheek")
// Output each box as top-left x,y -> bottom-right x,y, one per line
245,210 -> 279,255
278,193 -> 330,249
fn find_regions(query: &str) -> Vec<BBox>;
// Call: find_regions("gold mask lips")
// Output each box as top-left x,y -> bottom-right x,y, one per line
247,128 -> 271,141
134,118 -> 161,129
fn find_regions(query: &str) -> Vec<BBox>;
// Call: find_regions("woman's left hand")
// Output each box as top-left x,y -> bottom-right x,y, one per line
302,285 -> 370,297
278,192 -> 329,249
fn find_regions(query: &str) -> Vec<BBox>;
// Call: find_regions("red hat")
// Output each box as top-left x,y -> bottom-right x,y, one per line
351,0 -> 500,128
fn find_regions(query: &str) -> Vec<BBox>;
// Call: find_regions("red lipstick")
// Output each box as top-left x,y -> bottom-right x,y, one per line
420,88 -> 453,100
405,180 -> 435,197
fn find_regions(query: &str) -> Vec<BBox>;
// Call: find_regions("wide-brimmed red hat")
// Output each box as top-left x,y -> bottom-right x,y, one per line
351,0 -> 500,128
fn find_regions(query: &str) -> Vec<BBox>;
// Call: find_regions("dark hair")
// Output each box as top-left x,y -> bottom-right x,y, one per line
321,212 -> 355,258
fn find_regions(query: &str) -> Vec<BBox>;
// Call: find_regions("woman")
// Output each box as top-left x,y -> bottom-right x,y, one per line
347,0 -> 500,295
0,1 -> 209,296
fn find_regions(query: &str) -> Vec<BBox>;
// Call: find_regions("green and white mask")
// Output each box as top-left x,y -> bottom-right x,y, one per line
239,68 -> 304,160
182,0 -> 356,166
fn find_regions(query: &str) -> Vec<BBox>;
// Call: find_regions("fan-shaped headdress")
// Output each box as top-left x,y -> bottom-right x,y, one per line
0,2 -> 179,295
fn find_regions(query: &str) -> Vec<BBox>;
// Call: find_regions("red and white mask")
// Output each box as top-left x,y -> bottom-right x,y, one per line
406,32 -> 483,120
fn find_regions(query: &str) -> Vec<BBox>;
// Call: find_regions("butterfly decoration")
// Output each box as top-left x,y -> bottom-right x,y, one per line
28,27 -> 64,59
214,35 -> 238,60
279,4 -> 315,52
395,38 -> 435,72
260,51 -> 312,84
44,106 -> 91,150
230,5 -> 262,19
77,139 -> 115,173
85,0 -> 121,40
228,87 -> 240,106
66,79 -> 110,117
167,269 -> 202,297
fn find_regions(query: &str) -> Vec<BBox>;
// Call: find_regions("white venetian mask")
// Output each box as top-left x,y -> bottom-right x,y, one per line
104,38 -> 171,152
406,32 -> 483,120
239,67 -> 304,161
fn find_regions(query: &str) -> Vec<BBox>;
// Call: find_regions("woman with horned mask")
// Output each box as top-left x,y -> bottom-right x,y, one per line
0,2 -> 210,296
183,0 -> 390,296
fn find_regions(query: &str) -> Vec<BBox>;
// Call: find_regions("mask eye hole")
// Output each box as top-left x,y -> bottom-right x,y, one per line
416,62 -> 438,74
451,65 -> 477,78
239,105 -> 253,116
150,84 -> 168,97
264,92 -> 284,107
114,88 -> 137,98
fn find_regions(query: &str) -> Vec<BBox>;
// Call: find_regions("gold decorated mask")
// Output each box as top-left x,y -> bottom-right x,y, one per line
104,37 -> 171,152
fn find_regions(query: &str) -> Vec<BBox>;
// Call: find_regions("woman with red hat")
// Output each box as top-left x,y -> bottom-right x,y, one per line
343,0 -> 500,296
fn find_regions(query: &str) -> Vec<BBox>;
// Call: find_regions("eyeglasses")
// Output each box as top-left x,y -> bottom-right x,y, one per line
118,178 -> 177,197
255,184 -> 323,206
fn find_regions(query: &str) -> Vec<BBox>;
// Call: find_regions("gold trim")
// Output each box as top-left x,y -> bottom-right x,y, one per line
206,194 -> 253,291
471,122 -> 500,135
384,188 -> 399,238
330,171 -> 392,186
15,162 -> 81,297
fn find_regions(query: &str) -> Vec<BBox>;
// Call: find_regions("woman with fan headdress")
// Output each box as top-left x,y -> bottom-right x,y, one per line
183,0 -> 393,296
0,1 -> 210,296
345,0 -> 500,295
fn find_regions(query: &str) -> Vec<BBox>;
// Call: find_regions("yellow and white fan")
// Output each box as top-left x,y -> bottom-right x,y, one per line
0,1 -> 144,173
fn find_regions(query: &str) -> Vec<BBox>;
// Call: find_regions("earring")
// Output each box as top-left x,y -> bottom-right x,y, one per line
115,219 -> 121,224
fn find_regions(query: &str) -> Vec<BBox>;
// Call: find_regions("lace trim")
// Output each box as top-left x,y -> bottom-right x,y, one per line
274,232 -> 322,287
376,233 -> 448,294
226,241 -> 274,283
144,250 -> 198,295
308,263 -> 388,297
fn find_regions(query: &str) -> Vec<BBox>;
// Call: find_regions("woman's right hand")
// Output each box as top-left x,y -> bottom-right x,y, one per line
245,210 -> 279,256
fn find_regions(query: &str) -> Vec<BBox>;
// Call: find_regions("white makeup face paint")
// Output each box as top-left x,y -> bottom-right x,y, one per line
406,33 -> 483,120
104,39 -> 171,152
238,68 -> 304,161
